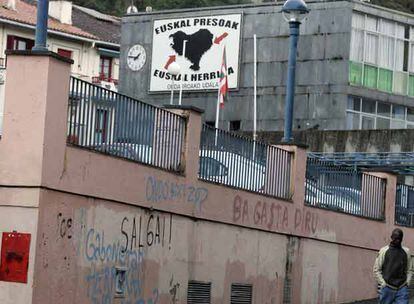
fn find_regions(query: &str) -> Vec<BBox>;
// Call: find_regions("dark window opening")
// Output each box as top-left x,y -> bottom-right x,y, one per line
57,48 -> 73,59
205,121 -> 215,128
6,35 -> 34,51
99,56 -> 113,81
229,120 -> 241,131
95,109 -> 108,143
404,25 -> 410,72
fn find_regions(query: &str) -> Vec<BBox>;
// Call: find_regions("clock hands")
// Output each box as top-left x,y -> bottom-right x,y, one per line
128,53 -> 141,61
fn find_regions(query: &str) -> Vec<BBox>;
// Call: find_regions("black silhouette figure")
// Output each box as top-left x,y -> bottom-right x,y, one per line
169,29 -> 214,71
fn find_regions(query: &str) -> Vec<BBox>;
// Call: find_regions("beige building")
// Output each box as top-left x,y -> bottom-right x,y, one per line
0,0 -> 121,134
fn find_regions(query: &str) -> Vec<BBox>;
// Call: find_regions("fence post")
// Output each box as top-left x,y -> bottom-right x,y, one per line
276,144 -> 308,205
0,50 -> 72,186
163,105 -> 203,181
363,172 -> 397,225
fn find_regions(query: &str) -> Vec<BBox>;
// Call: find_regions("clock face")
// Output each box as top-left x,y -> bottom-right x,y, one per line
127,44 -> 146,71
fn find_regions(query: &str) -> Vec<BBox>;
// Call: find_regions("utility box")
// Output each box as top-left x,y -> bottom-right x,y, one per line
0,232 -> 31,283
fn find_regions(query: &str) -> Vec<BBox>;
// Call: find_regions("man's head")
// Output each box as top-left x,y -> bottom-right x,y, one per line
390,228 -> 404,247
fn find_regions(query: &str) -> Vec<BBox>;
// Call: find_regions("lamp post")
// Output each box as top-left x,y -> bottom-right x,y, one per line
281,0 -> 309,143
33,0 -> 50,51
168,62 -> 181,105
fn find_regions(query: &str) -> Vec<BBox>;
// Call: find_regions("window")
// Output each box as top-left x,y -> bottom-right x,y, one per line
409,75 -> 414,96
99,56 -> 112,81
378,68 -> 393,92
95,109 -> 108,143
394,71 -> 408,95
229,120 -> 241,131
349,61 -> 363,85
391,120 -> 405,129
57,48 -> 72,59
361,99 -> 376,114
205,121 -> 215,128
363,65 -> 378,88
377,102 -> 391,117
346,95 -> 414,129
407,108 -> 414,122
392,105 -> 405,120
187,281 -> 211,304
377,117 -> 390,129
6,35 -> 34,51
348,96 -> 361,111
346,112 -> 360,129
361,116 -> 375,129
349,14 -> 414,96
230,284 -> 253,304
350,13 -> 364,62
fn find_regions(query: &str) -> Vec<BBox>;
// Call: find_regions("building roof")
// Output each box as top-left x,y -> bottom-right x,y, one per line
0,0 -> 97,40
72,5 -> 120,45
0,0 -> 121,45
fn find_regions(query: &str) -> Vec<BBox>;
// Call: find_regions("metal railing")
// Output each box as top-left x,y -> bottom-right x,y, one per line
305,157 -> 386,220
67,77 -> 186,172
395,184 -> 414,227
199,124 -> 292,199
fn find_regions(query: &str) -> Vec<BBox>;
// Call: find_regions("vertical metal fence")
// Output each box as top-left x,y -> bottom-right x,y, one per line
199,124 -> 292,199
395,183 -> 414,227
67,77 -> 186,172
360,174 -> 386,220
305,157 -> 386,220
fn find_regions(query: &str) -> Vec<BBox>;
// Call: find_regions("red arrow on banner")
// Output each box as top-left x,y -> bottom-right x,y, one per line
214,32 -> 229,45
164,55 -> 176,70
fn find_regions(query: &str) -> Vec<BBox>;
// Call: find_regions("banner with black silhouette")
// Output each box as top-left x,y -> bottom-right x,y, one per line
150,14 -> 242,92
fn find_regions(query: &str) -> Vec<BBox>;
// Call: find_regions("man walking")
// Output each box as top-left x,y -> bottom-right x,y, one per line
374,228 -> 413,303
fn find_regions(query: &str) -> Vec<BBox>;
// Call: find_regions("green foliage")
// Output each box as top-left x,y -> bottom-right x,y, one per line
72,0 -> 414,17
72,0 -> 250,16
371,0 -> 414,14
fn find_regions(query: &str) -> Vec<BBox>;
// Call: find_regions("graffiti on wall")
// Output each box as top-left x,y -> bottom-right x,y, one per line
145,176 -> 208,209
57,213 -> 73,239
56,209 -> 174,304
233,195 -> 318,234
83,212 -> 172,303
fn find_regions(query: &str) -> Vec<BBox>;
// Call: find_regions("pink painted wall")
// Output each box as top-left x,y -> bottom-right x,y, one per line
0,53 -> 412,304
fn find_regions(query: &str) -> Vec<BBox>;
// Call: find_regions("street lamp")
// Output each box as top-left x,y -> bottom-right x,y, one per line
281,0 -> 309,143
168,62 -> 181,105
33,0 -> 50,51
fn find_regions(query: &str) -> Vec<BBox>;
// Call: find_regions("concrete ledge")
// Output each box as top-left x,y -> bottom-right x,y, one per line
275,141 -> 309,149
163,104 -> 205,114
5,50 -> 74,65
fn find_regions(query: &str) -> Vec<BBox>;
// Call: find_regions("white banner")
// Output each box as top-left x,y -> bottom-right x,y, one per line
150,14 -> 242,92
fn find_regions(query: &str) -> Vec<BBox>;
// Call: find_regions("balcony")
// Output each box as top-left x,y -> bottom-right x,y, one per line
92,74 -> 118,86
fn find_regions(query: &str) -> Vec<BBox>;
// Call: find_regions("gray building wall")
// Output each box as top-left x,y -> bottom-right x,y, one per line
243,129 -> 414,153
120,1 -> 353,131
120,1 -> 414,132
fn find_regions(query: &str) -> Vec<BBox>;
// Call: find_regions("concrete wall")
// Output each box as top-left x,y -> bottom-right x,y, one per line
0,188 -> 39,304
243,129 -> 414,153
120,1 -> 353,131
1,52 -> 414,304
120,1 -> 414,133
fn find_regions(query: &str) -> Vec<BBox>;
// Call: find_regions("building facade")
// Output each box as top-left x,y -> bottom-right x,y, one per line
0,0 -> 121,134
120,0 -> 414,132
0,51 -> 412,304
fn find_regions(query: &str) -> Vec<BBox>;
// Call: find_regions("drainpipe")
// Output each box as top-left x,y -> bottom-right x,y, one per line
33,0 -> 49,51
